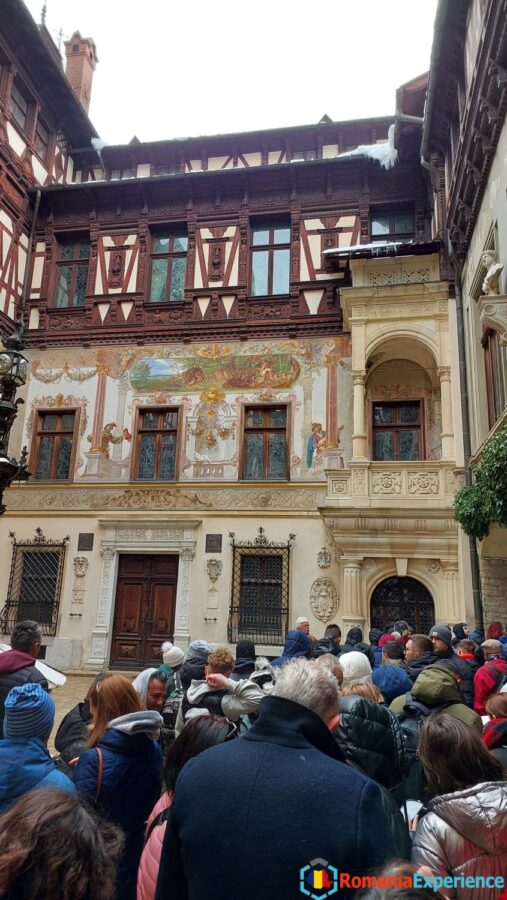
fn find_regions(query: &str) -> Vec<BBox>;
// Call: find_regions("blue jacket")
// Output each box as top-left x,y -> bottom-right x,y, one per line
0,736 -> 75,814
373,645 -> 384,669
372,664 -> 413,704
75,722 -> 162,900
271,630 -> 312,666
155,695 -> 398,900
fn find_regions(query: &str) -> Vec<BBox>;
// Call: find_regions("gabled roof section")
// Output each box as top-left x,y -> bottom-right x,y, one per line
1,0 -> 97,147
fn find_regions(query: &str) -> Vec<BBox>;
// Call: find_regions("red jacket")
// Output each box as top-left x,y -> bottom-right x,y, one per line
474,657 -> 507,715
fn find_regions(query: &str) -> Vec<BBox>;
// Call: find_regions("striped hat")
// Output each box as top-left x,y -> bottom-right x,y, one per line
3,682 -> 55,741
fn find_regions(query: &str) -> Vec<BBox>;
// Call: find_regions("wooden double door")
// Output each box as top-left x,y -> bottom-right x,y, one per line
110,554 -> 178,669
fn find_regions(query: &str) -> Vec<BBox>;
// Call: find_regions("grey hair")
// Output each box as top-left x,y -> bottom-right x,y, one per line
295,616 -> 309,626
273,658 -> 339,721
314,653 -> 342,677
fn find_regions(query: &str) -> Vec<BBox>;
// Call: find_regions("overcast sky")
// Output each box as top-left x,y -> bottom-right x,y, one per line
25,0 -> 438,145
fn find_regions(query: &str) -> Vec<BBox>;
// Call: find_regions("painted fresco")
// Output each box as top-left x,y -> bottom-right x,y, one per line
130,353 -> 300,391
25,337 -> 352,483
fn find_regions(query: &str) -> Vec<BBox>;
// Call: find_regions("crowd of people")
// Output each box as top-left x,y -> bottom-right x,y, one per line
0,617 -> 506,899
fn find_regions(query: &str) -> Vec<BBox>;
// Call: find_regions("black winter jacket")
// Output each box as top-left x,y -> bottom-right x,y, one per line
435,649 -> 476,708
406,651 -> 440,683
0,650 -> 48,737
54,701 -> 92,763
312,636 -> 342,658
333,694 -> 408,792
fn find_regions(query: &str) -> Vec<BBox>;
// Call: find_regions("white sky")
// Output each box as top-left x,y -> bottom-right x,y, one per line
24,0 -> 438,145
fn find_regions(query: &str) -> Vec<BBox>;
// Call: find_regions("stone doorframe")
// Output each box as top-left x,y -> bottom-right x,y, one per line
86,518 -> 201,668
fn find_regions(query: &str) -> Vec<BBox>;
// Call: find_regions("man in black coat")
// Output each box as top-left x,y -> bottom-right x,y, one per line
312,623 -> 342,658
404,634 -> 439,683
155,658 -> 398,900
0,621 -> 48,737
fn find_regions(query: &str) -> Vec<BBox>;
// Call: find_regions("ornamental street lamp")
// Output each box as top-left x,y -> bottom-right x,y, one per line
0,326 -> 30,514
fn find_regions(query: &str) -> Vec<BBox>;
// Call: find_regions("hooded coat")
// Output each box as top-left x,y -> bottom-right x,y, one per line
373,662 -> 413,704
412,782 -> 507,898
74,711 -> 163,900
0,650 -> 48,737
405,649 -> 440,683
339,650 -> 372,686
54,700 -> 92,763
154,696 -> 399,900
340,628 -> 375,667
0,736 -> 75,813
175,676 -> 264,736
271,630 -> 312,667
389,665 -> 483,733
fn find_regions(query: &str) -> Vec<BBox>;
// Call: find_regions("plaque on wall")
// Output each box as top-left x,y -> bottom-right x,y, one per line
205,534 -> 222,554
77,533 -> 94,551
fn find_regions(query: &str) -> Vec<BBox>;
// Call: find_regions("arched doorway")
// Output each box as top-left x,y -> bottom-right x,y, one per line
370,576 -> 435,633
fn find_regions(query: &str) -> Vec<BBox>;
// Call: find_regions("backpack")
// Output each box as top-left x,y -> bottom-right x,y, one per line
180,688 -> 227,722
486,661 -> 507,692
396,693 -> 455,801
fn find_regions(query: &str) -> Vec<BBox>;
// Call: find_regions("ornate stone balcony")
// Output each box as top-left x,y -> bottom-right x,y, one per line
324,455 -> 464,510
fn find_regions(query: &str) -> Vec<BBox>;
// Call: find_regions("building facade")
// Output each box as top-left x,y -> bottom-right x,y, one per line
0,0 -> 476,670
423,0 -> 507,626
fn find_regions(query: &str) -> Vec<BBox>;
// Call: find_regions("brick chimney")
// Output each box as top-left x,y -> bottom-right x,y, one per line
64,31 -> 98,114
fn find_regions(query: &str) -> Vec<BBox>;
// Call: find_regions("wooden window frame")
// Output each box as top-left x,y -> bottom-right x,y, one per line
249,223 -> 291,297
30,408 -> 80,482
53,236 -> 90,308
240,403 -> 290,481
370,206 -> 415,242
34,115 -> 51,164
371,400 -> 424,461
132,406 -> 181,481
482,328 -> 507,428
148,232 -> 188,303
8,78 -> 35,138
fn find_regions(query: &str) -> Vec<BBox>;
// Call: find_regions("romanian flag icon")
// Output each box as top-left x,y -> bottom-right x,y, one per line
306,868 -> 333,890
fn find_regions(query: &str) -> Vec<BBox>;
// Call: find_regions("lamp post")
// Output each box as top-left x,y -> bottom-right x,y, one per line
0,326 -> 30,514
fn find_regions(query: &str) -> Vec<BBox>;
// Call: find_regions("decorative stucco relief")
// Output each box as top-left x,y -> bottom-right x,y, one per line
407,472 -> 440,494
371,472 -> 402,494
309,577 -> 339,622
5,485 -> 327,512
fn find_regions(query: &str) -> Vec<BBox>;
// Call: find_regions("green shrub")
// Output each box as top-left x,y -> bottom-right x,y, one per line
453,424 -> 507,539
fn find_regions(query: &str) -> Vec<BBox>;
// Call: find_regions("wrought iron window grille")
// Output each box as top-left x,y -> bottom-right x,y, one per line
0,529 -> 69,637
228,528 -> 295,646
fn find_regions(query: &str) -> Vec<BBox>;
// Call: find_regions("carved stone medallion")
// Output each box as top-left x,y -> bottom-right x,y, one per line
309,577 -> 339,623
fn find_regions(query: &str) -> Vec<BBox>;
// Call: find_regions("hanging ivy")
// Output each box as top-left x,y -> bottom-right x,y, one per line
453,423 -> 507,539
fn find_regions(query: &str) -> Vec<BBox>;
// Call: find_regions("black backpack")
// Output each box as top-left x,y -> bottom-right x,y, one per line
180,688 -> 227,723
396,693 -> 454,801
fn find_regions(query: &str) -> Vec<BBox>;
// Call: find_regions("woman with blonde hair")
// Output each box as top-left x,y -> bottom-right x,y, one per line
74,674 -> 162,900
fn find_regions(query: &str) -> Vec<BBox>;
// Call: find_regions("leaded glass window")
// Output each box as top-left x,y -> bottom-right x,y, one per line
34,118 -> 50,161
55,238 -> 90,307
149,233 -> 187,302
372,402 -> 422,461
243,406 -> 288,480
250,224 -> 290,296
135,407 -> 179,480
33,411 -> 76,480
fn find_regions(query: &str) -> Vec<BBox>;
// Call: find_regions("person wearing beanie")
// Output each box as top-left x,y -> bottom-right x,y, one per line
180,640 -> 212,690
231,640 -> 256,681
162,642 -> 185,671
429,624 -> 476,708
0,682 -> 75,813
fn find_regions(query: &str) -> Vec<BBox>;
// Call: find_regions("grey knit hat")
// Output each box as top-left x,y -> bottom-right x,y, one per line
429,623 -> 452,646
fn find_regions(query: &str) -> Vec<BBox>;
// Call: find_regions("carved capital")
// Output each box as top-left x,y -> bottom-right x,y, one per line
352,370 -> 367,386
477,294 -> 507,344
437,366 -> 451,383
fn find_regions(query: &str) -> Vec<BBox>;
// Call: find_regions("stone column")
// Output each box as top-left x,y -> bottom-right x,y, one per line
173,547 -> 195,647
438,367 -> 454,459
341,557 -> 365,632
82,364 -> 109,478
352,369 -> 367,459
85,546 -> 118,668
441,560 -> 460,623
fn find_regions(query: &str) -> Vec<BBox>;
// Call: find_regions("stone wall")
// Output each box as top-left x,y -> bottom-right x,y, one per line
480,557 -> 507,625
